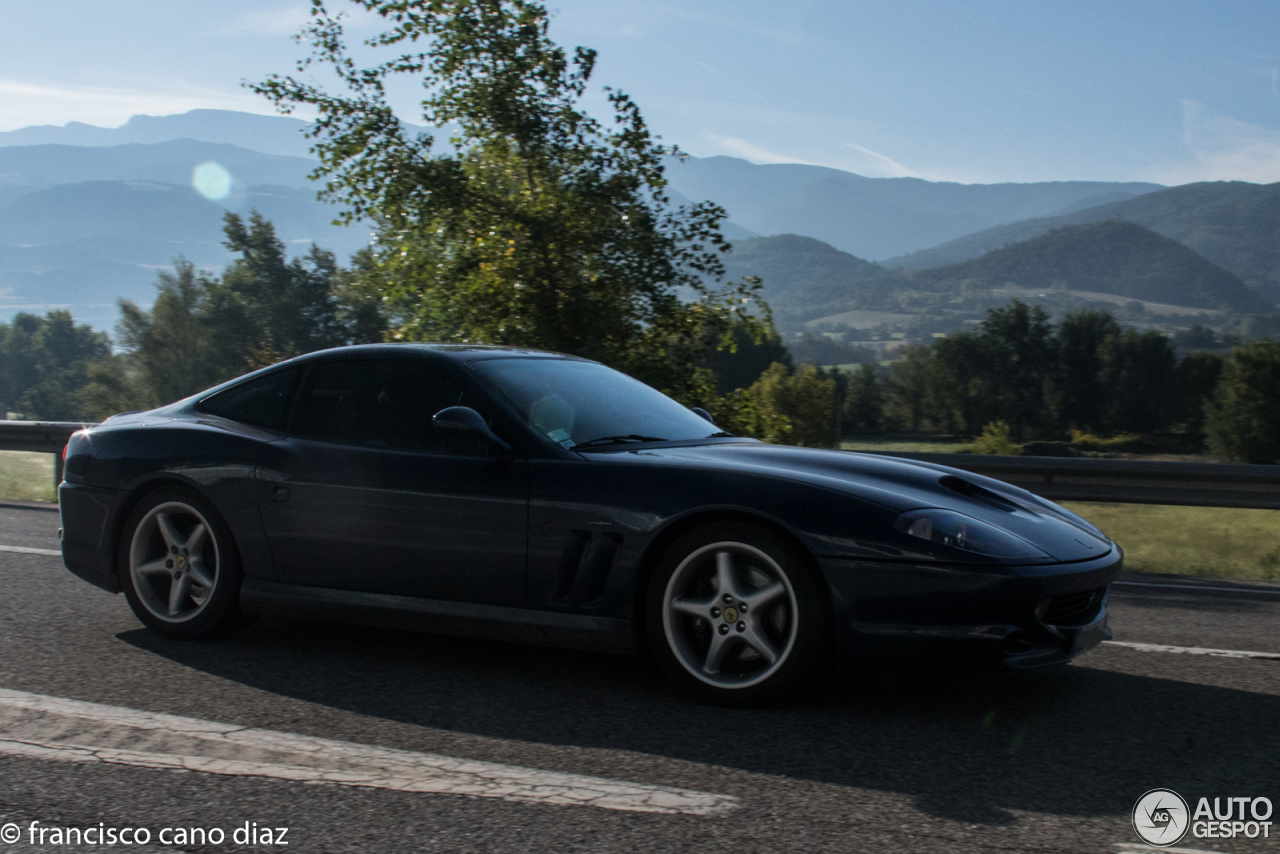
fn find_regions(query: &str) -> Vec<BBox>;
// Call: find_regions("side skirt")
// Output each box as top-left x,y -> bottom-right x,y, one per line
240,578 -> 643,655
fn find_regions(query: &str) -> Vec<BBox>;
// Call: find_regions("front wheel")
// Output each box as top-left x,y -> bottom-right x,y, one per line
646,522 -> 830,705
118,485 -> 242,639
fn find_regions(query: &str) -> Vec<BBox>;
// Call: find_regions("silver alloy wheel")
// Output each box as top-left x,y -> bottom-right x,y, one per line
128,501 -> 220,624
662,541 -> 799,689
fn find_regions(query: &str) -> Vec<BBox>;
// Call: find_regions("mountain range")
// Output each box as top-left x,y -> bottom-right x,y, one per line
0,109 -> 1277,333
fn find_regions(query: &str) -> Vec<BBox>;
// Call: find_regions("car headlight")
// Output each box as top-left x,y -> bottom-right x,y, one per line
896,509 -> 1049,559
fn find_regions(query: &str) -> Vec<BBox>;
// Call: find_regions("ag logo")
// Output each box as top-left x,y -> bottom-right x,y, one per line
1133,789 -> 1190,846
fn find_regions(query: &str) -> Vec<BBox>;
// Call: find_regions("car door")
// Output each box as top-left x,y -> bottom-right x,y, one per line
256,357 -> 528,607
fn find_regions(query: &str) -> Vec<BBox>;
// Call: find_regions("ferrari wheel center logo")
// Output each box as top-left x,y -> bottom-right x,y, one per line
722,607 -> 739,623
1133,788 -> 1190,846
174,555 -> 187,570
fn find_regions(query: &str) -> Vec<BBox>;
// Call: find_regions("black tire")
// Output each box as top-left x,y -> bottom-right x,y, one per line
645,521 -> 830,706
118,484 -> 243,639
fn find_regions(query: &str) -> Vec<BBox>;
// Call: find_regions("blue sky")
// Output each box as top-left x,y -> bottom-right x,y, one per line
3,0 -> 1280,184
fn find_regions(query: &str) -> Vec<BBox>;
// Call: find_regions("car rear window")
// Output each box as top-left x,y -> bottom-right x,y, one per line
197,369 -> 297,430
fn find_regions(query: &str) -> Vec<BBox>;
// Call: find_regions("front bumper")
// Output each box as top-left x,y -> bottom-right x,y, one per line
819,548 -> 1123,668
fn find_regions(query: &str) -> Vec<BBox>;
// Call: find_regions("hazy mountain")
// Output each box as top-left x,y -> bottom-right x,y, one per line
885,181 -> 1280,305
0,179 -> 370,331
665,155 -> 1160,260
0,109 -> 433,158
0,139 -> 319,207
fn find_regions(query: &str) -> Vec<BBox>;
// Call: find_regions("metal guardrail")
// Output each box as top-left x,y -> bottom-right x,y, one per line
0,421 -> 94,491
869,451 -> 1280,510
1,422 -> 1278,509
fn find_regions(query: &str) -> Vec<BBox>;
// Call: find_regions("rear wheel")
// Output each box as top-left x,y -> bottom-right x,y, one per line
646,522 -> 829,705
118,486 -> 242,639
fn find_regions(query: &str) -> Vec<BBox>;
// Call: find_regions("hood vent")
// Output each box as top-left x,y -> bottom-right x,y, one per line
938,476 -> 1023,513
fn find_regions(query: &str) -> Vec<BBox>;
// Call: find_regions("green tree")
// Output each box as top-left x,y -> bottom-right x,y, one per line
1100,329 -> 1178,434
1174,351 -> 1224,441
843,364 -> 885,434
887,344 -> 932,431
0,311 -> 111,420
974,300 -> 1054,440
251,0 -> 767,396
748,363 -> 838,447
117,259 -> 218,408
1204,339 -> 1280,463
1048,309 -> 1120,434
927,332 -> 1000,436
116,214 -> 386,409
703,324 -> 792,393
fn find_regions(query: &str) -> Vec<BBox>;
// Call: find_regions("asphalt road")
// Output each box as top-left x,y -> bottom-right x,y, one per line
1,501 -> 1277,853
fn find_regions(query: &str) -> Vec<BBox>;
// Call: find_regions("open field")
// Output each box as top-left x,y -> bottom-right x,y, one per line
0,450 -> 54,503
1063,501 -> 1280,580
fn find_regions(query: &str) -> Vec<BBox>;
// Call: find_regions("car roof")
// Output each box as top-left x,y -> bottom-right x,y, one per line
289,343 -> 588,366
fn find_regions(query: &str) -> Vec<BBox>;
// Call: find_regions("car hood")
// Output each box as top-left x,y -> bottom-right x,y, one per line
603,442 -> 1113,562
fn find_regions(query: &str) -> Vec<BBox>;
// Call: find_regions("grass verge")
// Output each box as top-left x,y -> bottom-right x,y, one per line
1062,502 -> 1280,581
0,451 -> 55,503
841,438 -> 975,454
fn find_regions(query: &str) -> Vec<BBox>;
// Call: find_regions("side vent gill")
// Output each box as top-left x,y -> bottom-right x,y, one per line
549,531 -> 623,608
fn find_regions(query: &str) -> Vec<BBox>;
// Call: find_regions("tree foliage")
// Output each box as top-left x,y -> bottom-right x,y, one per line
251,0 -> 767,395
0,311 -> 111,421
1205,339 -> 1280,463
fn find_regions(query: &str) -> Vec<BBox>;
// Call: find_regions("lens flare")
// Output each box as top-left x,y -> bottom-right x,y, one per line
192,162 -> 232,200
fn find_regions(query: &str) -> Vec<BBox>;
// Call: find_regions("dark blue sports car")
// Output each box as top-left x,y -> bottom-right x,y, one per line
60,344 -> 1121,704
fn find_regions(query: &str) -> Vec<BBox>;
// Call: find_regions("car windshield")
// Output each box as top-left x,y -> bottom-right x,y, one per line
471,358 -> 725,449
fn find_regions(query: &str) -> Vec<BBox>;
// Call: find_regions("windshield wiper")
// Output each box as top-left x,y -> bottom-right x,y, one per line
706,431 -> 735,438
570,434 -> 668,450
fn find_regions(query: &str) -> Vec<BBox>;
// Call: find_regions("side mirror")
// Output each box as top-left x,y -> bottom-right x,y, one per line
691,407 -> 714,423
433,406 -> 511,452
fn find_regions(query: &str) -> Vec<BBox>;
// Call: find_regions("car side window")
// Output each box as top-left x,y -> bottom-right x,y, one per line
197,369 -> 297,430
291,359 -> 477,454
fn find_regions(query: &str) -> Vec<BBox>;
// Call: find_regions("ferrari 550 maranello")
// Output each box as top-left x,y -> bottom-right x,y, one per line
59,344 -> 1122,703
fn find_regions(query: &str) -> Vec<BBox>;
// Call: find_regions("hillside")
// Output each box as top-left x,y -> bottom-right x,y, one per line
721,235 -> 894,323
665,155 -> 1159,260
904,221 -> 1272,313
724,223 -> 1273,331
886,181 -> 1280,305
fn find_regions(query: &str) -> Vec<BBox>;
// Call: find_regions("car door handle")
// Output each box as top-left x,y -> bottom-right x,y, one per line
272,487 -> 290,503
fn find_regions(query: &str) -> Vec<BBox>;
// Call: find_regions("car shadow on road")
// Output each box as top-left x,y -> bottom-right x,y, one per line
119,615 -> 1280,827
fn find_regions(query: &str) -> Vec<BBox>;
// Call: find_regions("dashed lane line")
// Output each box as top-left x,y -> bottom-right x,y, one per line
0,545 -> 60,557
0,689 -> 737,816
1114,580 -> 1280,596
1103,640 -> 1280,661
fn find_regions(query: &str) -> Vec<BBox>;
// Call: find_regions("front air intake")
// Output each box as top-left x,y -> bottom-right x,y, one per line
1041,587 -> 1106,626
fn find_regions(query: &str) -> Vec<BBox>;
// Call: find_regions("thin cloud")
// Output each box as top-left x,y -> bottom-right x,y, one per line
225,5 -> 312,37
1145,99 -> 1280,185
839,141 -> 920,178
700,132 -> 830,167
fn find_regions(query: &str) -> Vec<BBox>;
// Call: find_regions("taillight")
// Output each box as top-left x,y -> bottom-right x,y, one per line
62,444 -> 68,460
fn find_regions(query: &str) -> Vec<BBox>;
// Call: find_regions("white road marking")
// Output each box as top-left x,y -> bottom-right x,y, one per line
1104,640 -> 1280,661
1113,843 -> 1229,853
1114,580 -> 1280,596
0,544 -> 60,557
0,689 -> 736,815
